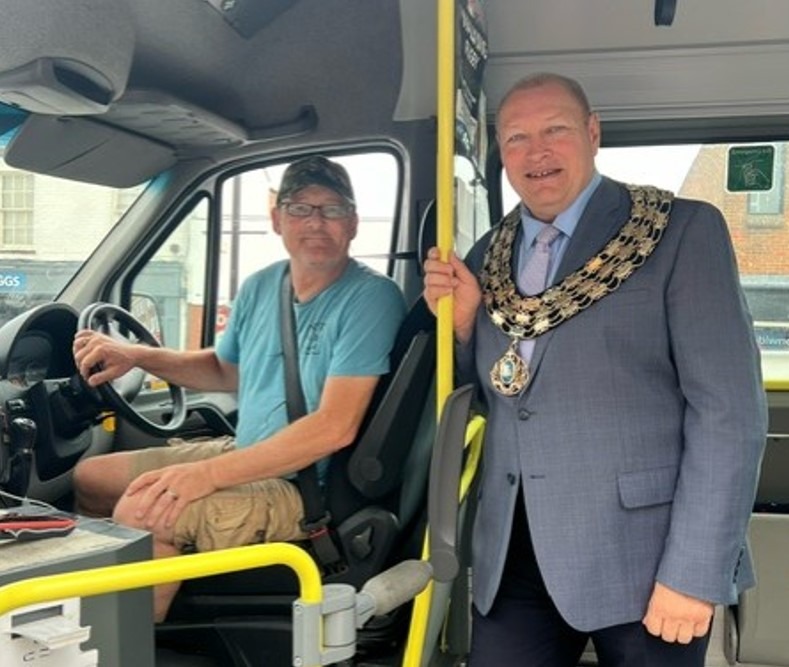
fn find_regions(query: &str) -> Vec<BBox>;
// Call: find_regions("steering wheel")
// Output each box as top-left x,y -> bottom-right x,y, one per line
78,302 -> 187,437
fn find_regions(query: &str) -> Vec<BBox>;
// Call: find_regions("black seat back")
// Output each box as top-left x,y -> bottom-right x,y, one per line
320,297 -> 435,587
326,297 -> 435,523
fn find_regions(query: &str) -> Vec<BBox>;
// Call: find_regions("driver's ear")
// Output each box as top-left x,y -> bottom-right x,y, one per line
271,206 -> 283,236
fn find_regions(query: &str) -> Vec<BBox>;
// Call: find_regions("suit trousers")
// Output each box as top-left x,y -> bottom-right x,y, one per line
469,496 -> 711,667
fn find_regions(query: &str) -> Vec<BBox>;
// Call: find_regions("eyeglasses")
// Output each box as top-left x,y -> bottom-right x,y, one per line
280,201 -> 354,220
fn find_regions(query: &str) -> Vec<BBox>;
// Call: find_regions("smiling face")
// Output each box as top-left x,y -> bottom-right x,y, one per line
497,80 -> 601,223
272,184 -> 358,274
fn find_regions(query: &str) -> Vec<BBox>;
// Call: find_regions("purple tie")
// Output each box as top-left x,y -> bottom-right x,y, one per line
518,224 -> 561,362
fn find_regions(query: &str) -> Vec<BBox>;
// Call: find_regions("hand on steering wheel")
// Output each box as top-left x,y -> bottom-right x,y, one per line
76,302 -> 187,437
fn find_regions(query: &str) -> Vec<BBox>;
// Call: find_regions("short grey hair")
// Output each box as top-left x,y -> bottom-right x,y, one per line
496,72 -> 592,133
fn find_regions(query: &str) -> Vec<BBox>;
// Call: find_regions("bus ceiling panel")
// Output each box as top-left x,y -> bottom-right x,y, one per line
486,1 -> 789,58
123,0 -> 403,140
484,44 -> 789,124
2,0 -> 401,144
483,0 -> 789,121
0,0 -> 134,115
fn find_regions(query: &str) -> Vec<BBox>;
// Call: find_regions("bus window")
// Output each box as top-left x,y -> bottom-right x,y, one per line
502,140 -> 789,385
0,130 -> 148,329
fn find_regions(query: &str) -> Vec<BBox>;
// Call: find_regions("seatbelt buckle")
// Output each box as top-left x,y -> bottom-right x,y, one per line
300,511 -> 332,537
300,512 -> 348,575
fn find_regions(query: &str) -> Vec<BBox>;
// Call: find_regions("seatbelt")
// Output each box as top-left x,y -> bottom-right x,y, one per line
279,266 -> 345,572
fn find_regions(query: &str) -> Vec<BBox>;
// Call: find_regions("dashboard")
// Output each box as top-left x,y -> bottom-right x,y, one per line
0,303 -> 79,384
0,303 -> 92,491
6,330 -> 56,387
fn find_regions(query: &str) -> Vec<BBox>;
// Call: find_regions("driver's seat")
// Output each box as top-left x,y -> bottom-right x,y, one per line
157,296 -> 437,665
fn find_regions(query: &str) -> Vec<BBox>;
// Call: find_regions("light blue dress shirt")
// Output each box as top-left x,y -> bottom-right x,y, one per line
515,171 -> 602,362
517,170 -> 603,284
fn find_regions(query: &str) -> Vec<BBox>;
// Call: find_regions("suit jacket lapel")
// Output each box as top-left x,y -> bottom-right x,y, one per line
555,177 -> 628,281
526,178 -> 631,382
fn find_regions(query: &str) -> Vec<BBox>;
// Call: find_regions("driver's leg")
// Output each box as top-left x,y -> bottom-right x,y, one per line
111,493 -> 182,623
74,436 -> 235,516
73,451 -> 136,517
113,478 -> 306,622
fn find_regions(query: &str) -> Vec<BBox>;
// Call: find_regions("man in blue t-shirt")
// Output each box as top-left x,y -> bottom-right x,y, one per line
72,156 -> 407,620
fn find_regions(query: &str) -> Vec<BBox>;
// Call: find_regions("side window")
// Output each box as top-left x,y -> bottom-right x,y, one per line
130,198 -> 209,351
501,141 -> 789,385
455,164 -> 491,258
216,152 -> 399,338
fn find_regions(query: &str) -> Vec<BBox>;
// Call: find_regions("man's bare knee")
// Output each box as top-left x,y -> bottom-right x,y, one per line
112,494 -> 141,530
74,453 -> 133,517
113,494 -> 176,547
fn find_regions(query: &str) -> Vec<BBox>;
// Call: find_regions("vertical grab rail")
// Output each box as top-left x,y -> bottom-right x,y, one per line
402,2 -> 456,663
435,0 -> 456,416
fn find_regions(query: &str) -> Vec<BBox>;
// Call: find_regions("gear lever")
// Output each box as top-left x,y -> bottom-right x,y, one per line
5,417 -> 37,498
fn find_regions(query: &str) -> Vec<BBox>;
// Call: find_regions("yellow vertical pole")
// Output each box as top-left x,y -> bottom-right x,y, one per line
435,0 -> 456,417
401,1 -> 455,665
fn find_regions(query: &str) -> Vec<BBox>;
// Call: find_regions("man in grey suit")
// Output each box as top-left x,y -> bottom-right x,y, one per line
423,73 -> 767,666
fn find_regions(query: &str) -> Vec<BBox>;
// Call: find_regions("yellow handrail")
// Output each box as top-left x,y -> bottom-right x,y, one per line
435,0 -> 456,418
402,0 -> 459,663
0,541 -> 321,617
459,415 -> 485,500
764,380 -> 789,391
401,1 -> 455,665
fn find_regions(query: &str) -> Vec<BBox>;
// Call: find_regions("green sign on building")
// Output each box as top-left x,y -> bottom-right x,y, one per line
727,145 -> 774,192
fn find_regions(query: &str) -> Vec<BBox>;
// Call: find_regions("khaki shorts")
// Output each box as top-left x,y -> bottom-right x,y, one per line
128,436 -> 308,552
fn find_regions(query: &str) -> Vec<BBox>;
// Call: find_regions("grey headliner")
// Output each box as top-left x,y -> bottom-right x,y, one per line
1,0 -> 404,159
119,0 -> 403,140
4,0 -> 789,184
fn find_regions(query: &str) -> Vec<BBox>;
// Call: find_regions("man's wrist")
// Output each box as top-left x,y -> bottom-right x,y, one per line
201,457 -> 224,492
130,343 -> 170,378
455,324 -> 474,345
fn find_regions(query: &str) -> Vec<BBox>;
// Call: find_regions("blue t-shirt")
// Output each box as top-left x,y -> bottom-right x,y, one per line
216,259 -> 407,457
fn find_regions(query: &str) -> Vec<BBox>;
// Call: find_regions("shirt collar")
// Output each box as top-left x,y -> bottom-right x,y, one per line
519,171 -> 603,246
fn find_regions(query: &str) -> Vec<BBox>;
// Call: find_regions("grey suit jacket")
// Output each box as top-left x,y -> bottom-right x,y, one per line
461,177 -> 767,631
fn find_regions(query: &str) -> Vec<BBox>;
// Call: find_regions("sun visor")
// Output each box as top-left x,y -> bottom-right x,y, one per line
4,115 -> 176,188
0,0 -> 134,115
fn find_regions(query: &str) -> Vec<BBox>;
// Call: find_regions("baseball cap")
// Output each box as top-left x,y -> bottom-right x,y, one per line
276,155 -> 355,205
